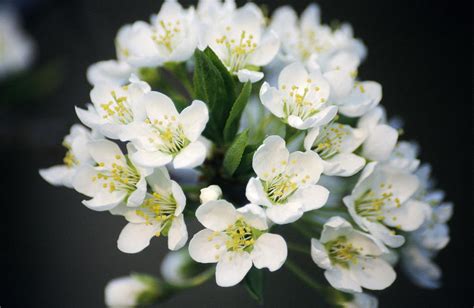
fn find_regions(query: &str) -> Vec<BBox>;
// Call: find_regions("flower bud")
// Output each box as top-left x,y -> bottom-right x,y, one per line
200,185 -> 222,203
340,293 -> 378,308
104,274 -> 166,307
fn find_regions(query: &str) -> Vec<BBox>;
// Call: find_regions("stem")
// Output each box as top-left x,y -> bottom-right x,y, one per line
287,242 -> 311,255
172,267 -> 215,289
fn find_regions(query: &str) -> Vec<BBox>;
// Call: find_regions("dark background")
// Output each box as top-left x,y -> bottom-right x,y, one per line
1,0 -> 472,307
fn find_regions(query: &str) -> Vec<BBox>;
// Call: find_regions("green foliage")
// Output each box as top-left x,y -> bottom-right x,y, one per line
193,48 -> 236,145
224,82 -> 252,142
244,267 -> 264,304
222,129 -> 249,176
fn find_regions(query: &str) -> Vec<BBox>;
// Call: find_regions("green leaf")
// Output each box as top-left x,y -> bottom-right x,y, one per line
224,82 -> 252,142
222,129 -> 249,176
244,267 -> 264,304
234,144 -> 259,178
193,48 -> 236,144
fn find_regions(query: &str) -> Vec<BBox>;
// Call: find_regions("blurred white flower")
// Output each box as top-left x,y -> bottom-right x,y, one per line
343,163 -> 425,248
401,244 -> 442,289
259,62 -> 337,129
311,216 -> 396,293
203,3 -> 280,82
246,135 -> 329,224
105,274 -> 161,307
189,201 -> 287,287
384,141 -> 420,173
116,0 -> 199,68
75,75 -> 151,140
40,124 -> 102,188
114,167 -> 188,253
304,122 -> 367,176
87,60 -> 135,86
0,7 -> 35,80
358,107 -> 398,162
342,293 -> 378,308
73,140 -> 153,211
200,184 -> 223,203
123,91 -> 209,169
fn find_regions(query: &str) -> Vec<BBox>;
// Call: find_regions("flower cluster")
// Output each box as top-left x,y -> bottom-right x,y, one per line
40,1 -> 452,306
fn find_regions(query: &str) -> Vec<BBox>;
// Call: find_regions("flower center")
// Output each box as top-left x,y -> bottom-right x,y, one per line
312,123 -> 347,159
151,20 -> 182,53
297,29 -> 331,60
281,81 -> 325,121
145,117 -> 190,156
225,219 -> 259,252
262,173 -> 299,204
355,185 -> 400,222
92,156 -> 140,193
136,192 -> 177,235
100,89 -> 134,124
62,141 -> 78,168
216,28 -> 257,72
325,236 -> 360,267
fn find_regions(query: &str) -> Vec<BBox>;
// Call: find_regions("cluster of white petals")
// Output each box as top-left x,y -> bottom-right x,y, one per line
39,0 -> 452,306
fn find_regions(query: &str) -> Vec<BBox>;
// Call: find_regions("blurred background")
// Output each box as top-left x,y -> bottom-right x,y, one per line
1,0 -> 472,307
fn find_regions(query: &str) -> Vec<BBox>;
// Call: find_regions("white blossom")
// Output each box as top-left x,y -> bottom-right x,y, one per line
113,167 -> 188,253
87,60 -> 135,86
357,107 -> 398,162
304,122 -> 367,176
343,163 -> 425,248
122,91 -> 209,169
40,124 -> 102,188
203,3 -> 280,82
73,140 -> 153,211
311,216 -> 396,292
401,244 -> 442,289
75,75 -> 151,140
246,135 -> 329,224
189,200 -> 287,287
200,184 -> 223,203
0,7 -> 35,79
105,274 -> 159,307
116,0 -> 199,68
260,62 -> 337,129
383,141 -> 420,173
342,293 -> 378,308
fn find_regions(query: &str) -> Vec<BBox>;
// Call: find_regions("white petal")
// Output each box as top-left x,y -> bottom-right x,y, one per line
252,135 -> 289,181
259,82 -> 284,118
75,106 -> 101,129
146,167 -> 171,191
278,62 -> 308,89
168,214 -> 188,251
347,231 -> 384,256
325,267 -> 362,293
173,140 -> 207,169
338,81 -> 382,117
365,220 -> 405,248
303,126 -> 320,151
383,199 -> 426,231
195,200 -> 238,231
323,153 -> 366,177
126,176 -> 147,207
289,185 -> 329,212
216,251 -> 253,287
179,100 -> 209,142
245,177 -> 272,207
188,229 -> 228,263
248,30 -> 280,66
117,222 -> 160,253
324,70 -> 354,100
171,181 -> 186,215
72,165 -> 101,197
237,203 -> 268,230
311,238 -> 331,269
131,149 -> 172,168
237,69 -> 264,83
251,233 -> 287,271
143,91 -> 179,121
88,139 -> 126,166
83,191 -> 127,211
362,124 -> 398,161
285,151 -> 323,186
39,165 -> 75,188
265,202 -> 304,224
321,216 -> 354,243
352,257 -> 396,290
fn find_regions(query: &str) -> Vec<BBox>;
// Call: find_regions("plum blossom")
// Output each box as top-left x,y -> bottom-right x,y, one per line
116,0 -> 199,68
189,200 -> 287,287
75,75 -> 151,140
304,122 -> 367,176
260,62 -> 337,130
343,163 -> 425,248
203,3 -> 280,82
123,91 -> 209,169
383,141 -> 420,173
311,216 -> 396,293
39,124 -> 102,188
114,167 -> 188,253
73,140 -> 153,211
105,274 -> 161,307
246,135 -> 329,224
87,60 -> 135,86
